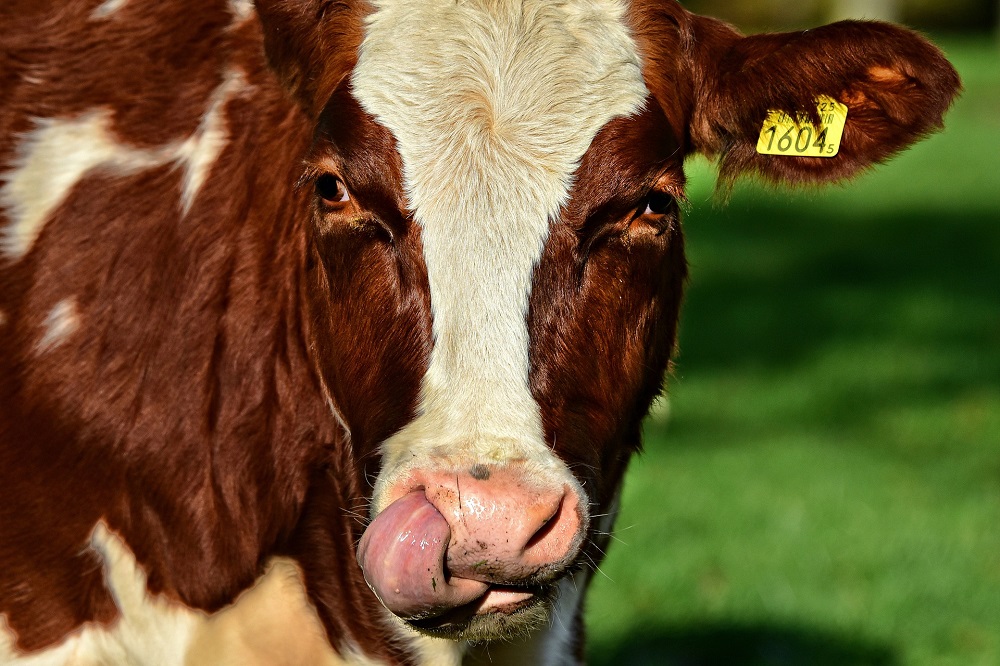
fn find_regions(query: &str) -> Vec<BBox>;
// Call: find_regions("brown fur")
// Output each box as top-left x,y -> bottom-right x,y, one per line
630,4 -> 962,186
0,0 -> 360,653
0,0 -> 959,661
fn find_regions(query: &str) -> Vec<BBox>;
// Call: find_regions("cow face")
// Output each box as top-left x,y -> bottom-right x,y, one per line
257,0 -> 958,644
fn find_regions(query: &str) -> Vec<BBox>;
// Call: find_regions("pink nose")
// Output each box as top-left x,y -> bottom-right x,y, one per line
424,466 -> 583,583
357,465 -> 585,620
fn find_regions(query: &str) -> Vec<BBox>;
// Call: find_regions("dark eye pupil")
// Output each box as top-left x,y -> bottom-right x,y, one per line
646,191 -> 675,215
315,174 -> 344,202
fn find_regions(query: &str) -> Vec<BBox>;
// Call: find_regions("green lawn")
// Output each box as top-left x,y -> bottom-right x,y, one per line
585,38 -> 1000,666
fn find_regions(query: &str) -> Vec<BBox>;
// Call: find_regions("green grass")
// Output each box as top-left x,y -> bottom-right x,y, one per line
585,38 -> 1000,666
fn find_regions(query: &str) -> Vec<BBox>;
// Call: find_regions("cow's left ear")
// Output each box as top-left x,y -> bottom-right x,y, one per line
687,19 -> 961,185
255,0 -> 364,117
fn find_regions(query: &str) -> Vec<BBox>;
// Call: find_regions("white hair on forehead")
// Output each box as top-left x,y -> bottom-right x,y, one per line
352,0 -> 648,494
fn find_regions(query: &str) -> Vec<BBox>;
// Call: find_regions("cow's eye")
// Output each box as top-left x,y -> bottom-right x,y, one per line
315,174 -> 350,205
643,190 -> 676,217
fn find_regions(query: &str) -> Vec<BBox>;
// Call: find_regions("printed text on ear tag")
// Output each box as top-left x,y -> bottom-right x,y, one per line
756,96 -> 849,158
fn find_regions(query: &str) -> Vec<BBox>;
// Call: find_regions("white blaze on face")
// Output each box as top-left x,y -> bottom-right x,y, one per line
352,0 -> 647,493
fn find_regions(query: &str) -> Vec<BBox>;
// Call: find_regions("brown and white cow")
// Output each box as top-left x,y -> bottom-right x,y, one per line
0,0 -> 959,664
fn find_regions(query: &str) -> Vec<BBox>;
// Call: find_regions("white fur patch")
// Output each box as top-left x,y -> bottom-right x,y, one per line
186,559 -> 380,666
228,0 -> 254,22
408,634 -> 464,666
35,298 -> 80,352
534,491 -> 620,665
175,71 -> 244,214
0,110 -> 159,259
379,612 -> 465,666
0,71 -> 245,261
90,0 -> 129,19
540,573 -> 590,666
0,526 -> 387,666
353,0 -> 647,505
0,524 -> 199,666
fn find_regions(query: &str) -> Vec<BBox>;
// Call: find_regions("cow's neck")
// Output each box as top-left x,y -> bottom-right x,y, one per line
0,48 -> 353,654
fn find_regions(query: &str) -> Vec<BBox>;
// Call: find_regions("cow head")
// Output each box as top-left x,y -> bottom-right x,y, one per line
256,0 -> 958,645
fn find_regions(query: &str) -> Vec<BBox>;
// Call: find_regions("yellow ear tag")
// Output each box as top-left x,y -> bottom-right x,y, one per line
756,96 -> 848,158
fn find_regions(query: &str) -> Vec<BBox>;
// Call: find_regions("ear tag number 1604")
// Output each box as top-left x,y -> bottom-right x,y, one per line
757,96 -> 849,158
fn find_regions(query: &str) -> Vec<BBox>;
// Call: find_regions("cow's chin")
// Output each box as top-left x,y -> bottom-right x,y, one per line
405,584 -> 554,642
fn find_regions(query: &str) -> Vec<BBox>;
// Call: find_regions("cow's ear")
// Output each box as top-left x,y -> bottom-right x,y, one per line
687,18 -> 961,186
255,0 -> 363,117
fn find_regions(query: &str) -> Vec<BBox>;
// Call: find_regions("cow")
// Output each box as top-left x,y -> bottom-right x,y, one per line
0,0 -> 959,664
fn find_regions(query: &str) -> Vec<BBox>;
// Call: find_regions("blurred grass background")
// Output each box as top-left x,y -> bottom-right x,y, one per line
584,25 -> 1000,666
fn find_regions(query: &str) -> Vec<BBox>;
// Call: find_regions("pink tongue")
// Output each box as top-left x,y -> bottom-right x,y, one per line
357,491 -> 488,620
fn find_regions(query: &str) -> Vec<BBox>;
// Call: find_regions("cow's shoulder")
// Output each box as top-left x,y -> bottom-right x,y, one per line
1,524 -> 418,666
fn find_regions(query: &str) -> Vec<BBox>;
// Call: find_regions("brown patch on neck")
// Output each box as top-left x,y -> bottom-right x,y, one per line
0,1 -> 367,654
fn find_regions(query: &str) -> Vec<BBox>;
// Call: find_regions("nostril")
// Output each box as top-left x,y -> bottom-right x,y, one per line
520,486 -> 583,570
523,494 -> 564,553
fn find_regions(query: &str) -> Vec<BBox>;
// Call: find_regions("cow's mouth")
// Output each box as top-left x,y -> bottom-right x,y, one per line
407,584 -> 553,640
358,487 -> 577,640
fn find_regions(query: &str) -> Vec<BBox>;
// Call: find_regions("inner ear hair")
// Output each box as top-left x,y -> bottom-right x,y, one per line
867,65 -> 911,84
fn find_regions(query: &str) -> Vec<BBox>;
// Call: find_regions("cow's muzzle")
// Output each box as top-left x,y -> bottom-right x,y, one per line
356,463 -> 586,637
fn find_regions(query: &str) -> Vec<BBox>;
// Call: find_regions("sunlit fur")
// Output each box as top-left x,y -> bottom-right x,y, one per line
90,0 -> 129,19
1,526 -> 391,666
352,0 -> 647,513
0,1 -> 960,664
0,71 -> 243,260
0,524 -> 199,666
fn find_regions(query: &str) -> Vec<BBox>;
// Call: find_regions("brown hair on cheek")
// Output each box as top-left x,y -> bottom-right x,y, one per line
530,217 -> 686,507
310,216 -> 431,462
528,106 -> 688,510
307,89 -> 432,469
